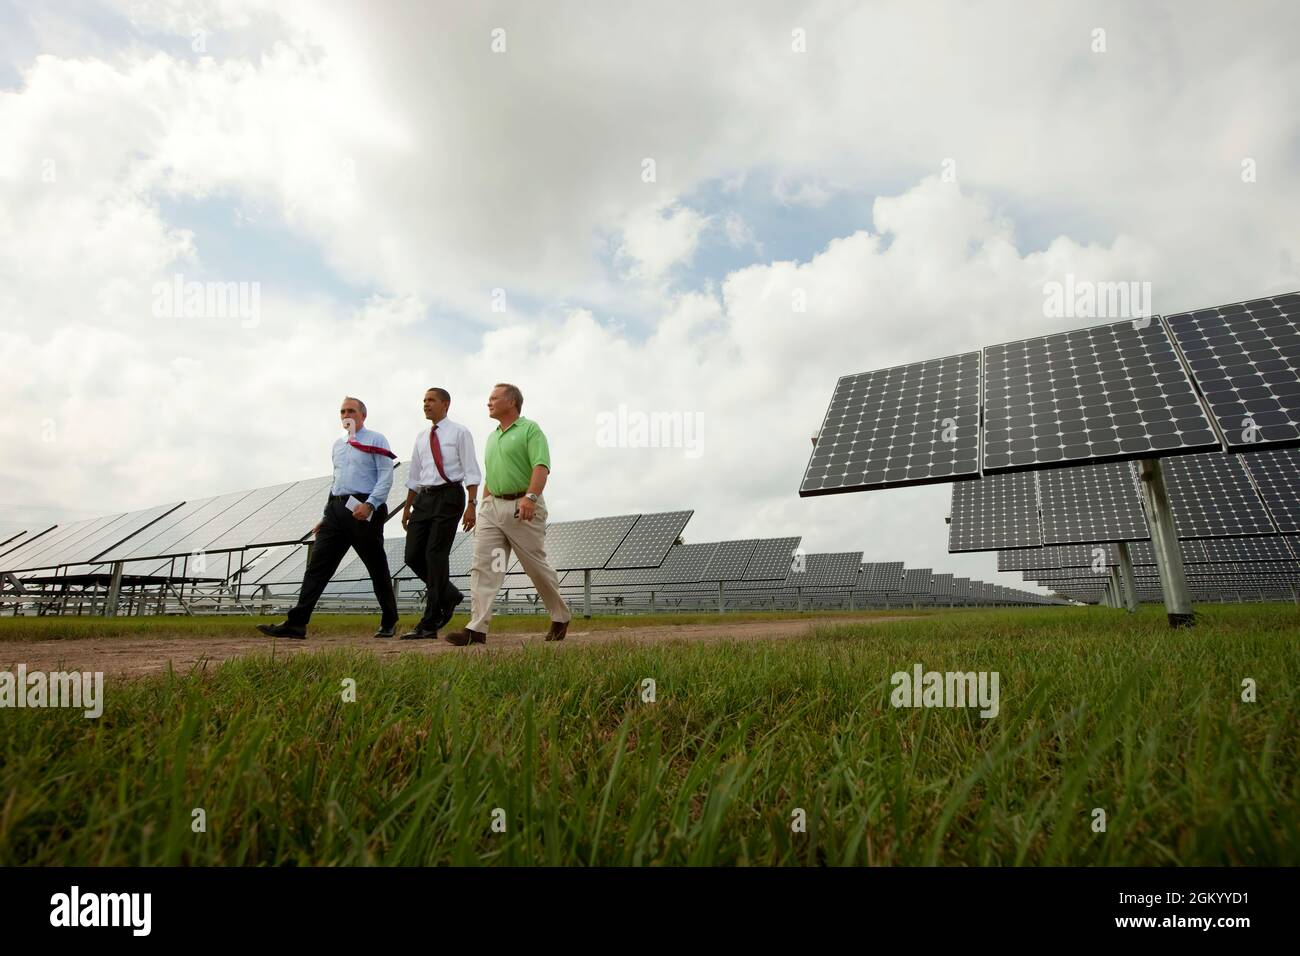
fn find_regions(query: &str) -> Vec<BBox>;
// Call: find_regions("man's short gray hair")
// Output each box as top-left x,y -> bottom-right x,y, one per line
342,396 -> 367,417
495,383 -> 523,412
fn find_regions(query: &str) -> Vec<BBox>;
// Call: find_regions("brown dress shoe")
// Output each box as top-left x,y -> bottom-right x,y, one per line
444,628 -> 486,646
544,620 -> 569,642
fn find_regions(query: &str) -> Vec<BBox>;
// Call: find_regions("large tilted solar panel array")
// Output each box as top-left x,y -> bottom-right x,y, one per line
801,288 -> 1299,509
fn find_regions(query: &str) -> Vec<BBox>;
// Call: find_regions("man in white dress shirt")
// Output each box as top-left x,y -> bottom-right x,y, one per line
399,387 -> 482,639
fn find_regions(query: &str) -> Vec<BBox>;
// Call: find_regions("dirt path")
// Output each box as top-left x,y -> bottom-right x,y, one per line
1,616 -> 915,679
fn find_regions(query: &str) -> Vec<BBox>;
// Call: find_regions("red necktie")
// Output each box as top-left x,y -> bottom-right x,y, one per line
429,424 -> 452,483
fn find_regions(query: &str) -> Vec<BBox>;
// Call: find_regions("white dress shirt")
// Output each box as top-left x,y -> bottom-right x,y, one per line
406,417 -> 483,490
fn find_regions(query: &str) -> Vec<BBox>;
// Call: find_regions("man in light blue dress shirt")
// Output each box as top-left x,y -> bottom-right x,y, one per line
257,396 -> 400,639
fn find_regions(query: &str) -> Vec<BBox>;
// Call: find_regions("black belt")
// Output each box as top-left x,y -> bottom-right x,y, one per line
329,493 -> 374,502
417,481 -> 462,493
494,491 -> 528,501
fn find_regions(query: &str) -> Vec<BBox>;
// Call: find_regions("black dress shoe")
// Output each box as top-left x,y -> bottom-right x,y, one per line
257,622 -> 306,639
434,591 -> 465,630
399,626 -> 437,640
373,624 -> 397,638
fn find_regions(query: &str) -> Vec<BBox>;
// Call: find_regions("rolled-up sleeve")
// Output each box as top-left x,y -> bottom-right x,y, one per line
367,434 -> 395,508
405,434 -> 422,491
459,425 -> 483,486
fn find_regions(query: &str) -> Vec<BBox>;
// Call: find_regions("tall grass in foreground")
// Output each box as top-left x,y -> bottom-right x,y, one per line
0,605 -> 1296,865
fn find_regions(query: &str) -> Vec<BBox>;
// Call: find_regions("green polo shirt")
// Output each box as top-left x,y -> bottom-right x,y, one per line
485,416 -> 551,495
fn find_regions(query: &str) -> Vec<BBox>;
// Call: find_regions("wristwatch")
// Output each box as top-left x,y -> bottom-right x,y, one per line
525,493 -> 539,503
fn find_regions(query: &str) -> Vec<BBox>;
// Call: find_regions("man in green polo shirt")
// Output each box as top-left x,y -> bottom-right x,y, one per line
445,383 -> 572,645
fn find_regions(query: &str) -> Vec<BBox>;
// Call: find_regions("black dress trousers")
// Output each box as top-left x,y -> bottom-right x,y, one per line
287,498 -> 398,628
403,482 -> 465,630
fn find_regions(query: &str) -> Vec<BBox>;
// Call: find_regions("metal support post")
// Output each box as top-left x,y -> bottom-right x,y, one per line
1115,541 -> 1140,612
1136,458 -> 1195,627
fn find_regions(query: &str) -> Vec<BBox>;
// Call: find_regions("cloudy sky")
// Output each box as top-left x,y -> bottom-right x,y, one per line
2,0 -> 1298,589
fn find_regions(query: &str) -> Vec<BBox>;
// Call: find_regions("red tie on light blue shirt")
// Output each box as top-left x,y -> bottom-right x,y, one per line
429,424 -> 452,483
348,439 -> 396,459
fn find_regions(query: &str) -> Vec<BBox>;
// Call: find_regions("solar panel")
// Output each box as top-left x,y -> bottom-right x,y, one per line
1036,461 -> 1149,544
1184,536 -> 1296,563
203,479 -> 323,552
524,514 -> 639,572
0,515 -> 119,571
700,539 -> 759,581
982,317 -> 1220,473
96,491 -> 247,562
857,561 -> 904,592
247,543 -> 311,587
785,552 -> 863,588
641,542 -> 716,584
930,572 -> 955,597
242,476 -> 336,547
1239,448 -> 1300,533
446,532 -> 477,577
743,537 -> 802,580
0,526 -> 56,561
799,352 -> 981,495
1161,452 -> 1275,538
604,511 -> 693,569
1164,292 -> 1300,450
48,503 -> 187,567
900,568 -> 933,594
948,471 -> 1041,552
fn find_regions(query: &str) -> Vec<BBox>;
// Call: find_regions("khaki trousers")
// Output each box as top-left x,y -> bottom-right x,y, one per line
469,493 -> 571,633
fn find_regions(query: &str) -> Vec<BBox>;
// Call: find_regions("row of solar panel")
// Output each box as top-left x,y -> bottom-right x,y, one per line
947,447 -> 1300,552
801,292 -> 1300,495
0,467 -> 409,575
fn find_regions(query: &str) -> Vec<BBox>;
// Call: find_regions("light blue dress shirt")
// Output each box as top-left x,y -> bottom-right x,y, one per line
330,426 -> 395,509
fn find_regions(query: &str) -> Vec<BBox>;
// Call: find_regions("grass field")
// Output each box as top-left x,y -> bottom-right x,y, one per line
1,604 -> 1296,865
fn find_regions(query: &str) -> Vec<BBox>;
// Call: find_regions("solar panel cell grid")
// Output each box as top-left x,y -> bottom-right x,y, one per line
982,317 -> 1219,473
1161,452 -> 1275,538
244,476 -> 336,547
0,514 -> 121,570
900,568 -> 933,593
1164,292 -> 1300,450
159,483 -> 297,558
701,539 -> 759,581
857,561 -> 904,591
525,514 -> 638,571
800,352 -> 981,495
1036,461 -> 1149,545
785,552 -> 863,588
948,471 -> 1041,552
96,493 -> 242,561
743,537 -> 802,580
1240,449 -> 1300,533
605,511 -> 692,569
